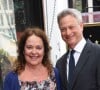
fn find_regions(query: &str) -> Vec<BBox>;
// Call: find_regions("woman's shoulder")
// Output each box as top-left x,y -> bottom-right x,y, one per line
6,71 -> 17,76
5,71 -> 18,80
3,71 -> 20,90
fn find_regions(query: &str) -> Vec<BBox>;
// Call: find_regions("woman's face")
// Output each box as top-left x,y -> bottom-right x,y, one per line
24,34 -> 44,66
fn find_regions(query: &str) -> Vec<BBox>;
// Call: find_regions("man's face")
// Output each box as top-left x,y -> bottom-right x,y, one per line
59,15 -> 84,48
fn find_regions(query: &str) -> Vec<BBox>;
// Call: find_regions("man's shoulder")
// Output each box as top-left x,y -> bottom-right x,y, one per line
86,40 -> 100,50
56,52 -> 67,65
59,52 -> 67,59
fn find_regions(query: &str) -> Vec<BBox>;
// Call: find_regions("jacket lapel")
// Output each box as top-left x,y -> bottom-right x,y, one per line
71,40 -> 92,88
61,51 -> 69,89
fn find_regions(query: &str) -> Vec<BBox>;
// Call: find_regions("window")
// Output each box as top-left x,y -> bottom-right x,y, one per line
68,0 -> 100,23
68,0 -> 88,12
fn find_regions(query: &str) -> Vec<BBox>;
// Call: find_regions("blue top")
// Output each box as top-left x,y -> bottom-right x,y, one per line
3,68 -> 61,90
3,71 -> 20,90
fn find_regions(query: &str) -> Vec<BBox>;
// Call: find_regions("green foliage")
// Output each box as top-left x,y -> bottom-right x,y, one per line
0,48 -> 11,81
0,48 -> 9,57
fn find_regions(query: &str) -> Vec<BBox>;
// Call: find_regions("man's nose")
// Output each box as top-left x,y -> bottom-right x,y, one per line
66,28 -> 71,35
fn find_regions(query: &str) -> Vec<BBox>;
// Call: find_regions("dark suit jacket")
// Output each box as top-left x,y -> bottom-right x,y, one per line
56,40 -> 100,90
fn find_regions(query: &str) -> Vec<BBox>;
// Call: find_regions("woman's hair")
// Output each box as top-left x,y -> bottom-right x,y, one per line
57,8 -> 82,24
13,26 -> 52,75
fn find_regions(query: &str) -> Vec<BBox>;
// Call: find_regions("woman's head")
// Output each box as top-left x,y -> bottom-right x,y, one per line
14,27 -> 52,74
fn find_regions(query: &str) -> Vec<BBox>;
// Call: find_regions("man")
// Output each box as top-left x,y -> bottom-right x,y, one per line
56,8 -> 100,90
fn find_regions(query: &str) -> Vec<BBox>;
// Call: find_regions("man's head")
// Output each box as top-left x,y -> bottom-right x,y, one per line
57,8 -> 84,48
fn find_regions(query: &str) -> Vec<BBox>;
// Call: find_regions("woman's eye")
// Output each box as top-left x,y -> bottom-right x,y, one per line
25,45 -> 32,49
36,46 -> 42,50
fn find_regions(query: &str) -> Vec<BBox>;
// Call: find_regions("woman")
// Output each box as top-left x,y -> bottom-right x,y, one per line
3,27 -> 61,90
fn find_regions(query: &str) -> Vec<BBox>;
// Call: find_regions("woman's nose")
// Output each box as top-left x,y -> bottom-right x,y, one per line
31,48 -> 37,53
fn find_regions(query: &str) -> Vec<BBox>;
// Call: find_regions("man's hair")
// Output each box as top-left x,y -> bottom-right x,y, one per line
57,8 -> 82,24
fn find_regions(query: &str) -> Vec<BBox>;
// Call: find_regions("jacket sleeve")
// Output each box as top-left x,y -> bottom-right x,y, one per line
3,71 -> 20,90
3,72 -> 13,90
54,68 -> 62,90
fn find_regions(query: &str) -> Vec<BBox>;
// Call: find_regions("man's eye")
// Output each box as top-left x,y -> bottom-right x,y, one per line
69,26 -> 74,29
61,28 -> 66,32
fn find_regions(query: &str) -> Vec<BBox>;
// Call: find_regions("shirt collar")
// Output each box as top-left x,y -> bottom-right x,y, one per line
74,38 -> 86,53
